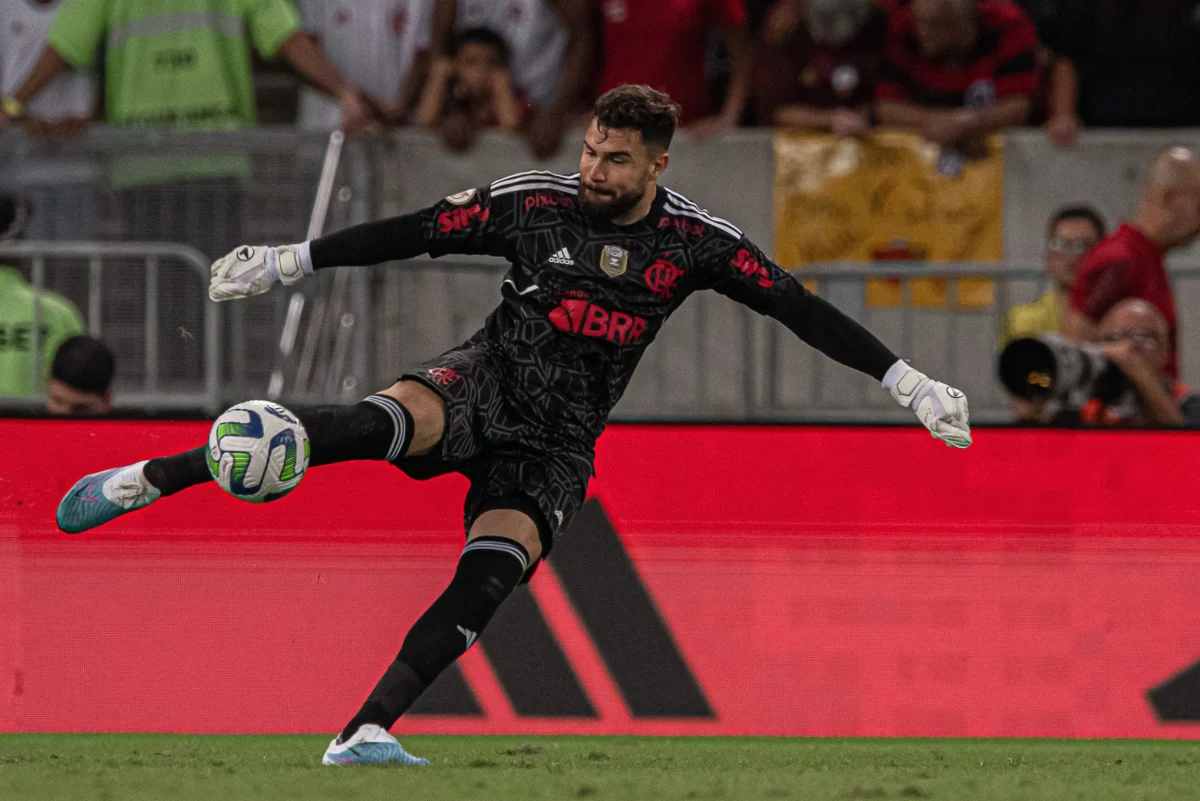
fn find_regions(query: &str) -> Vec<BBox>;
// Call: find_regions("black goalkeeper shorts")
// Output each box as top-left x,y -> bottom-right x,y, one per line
394,339 -> 595,565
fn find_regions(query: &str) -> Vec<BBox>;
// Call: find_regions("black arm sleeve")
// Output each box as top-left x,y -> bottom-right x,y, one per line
310,211 -> 427,269
771,291 -> 898,381
308,185 -> 515,270
705,237 -> 898,381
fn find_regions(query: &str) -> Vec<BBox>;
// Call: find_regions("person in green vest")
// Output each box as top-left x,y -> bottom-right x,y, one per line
0,0 -> 379,134
1002,205 -> 1107,345
0,192 -> 85,398
0,1 -> 383,388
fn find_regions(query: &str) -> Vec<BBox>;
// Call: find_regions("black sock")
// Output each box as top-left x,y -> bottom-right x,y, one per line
304,395 -> 414,467
337,668 -> 426,745
338,537 -> 530,741
143,447 -> 210,496
143,395 -> 414,495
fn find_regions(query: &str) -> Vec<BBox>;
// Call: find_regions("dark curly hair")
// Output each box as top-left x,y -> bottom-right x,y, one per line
592,85 -> 682,151
51,336 -> 116,395
452,26 -> 510,64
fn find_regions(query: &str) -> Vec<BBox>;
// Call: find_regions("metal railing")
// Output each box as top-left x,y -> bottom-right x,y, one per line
268,132 -> 378,406
758,262 -> 1200,422
358,259 -> 1200,424
6,127 -> 1200,420
0,241 -> 221,414
1,126 -> 335,401
2,250 -> 1195,423
763,263 -> 1044,423
268,130 -> 346,401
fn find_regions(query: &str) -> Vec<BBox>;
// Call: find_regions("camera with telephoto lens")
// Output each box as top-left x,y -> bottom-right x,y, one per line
998,334 -> 1129,409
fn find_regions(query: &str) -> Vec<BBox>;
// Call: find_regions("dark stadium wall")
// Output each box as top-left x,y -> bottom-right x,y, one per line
2,420 -> 1200,738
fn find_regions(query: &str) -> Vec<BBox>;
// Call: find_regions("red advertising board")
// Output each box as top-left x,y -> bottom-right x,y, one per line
1,420 -> 1199,737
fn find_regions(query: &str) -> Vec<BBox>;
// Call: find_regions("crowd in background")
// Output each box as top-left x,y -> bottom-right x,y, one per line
3,0 -> 1200,155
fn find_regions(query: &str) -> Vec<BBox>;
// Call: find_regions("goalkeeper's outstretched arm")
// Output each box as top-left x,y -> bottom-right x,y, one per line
704,236 -> 973,448
209,185 -> 512,301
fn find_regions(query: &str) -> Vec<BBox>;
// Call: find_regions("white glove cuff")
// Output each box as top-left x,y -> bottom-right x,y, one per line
297,240 -> 313,276
263,246 -> 281,284
881,359 -> 910,393
274,244 -> 311,286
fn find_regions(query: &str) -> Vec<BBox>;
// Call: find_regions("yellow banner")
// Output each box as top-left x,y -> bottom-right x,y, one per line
773,131 -> 1003,308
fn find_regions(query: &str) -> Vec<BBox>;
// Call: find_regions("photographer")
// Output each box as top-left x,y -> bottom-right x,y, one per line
1010,299 -> 1200,427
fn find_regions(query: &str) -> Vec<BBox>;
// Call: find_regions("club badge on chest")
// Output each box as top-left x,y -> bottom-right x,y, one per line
601,245 -> 629,278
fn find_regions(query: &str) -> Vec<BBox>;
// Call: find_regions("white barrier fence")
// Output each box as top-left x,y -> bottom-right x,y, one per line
0,241 -> 221,414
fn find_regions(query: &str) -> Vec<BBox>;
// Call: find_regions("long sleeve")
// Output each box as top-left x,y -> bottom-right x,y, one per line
702,235 -> 898,381
309,184 -> 516,269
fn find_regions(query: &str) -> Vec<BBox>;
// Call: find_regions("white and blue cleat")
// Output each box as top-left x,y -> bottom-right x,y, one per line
322,724 -> 430,766
56,461 -> 161,534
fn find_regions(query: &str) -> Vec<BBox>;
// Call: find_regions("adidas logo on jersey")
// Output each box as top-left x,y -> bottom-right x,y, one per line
548,248 -> 574,265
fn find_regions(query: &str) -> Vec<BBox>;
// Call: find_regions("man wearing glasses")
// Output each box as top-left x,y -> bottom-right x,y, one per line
1003,205 -> 1105,345
1011,298 -> 1200,427
1080,299 -> 1200,427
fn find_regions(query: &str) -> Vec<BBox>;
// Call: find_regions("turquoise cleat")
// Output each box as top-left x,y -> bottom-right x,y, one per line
56,461 -> 161,534
322,724 -> 430,766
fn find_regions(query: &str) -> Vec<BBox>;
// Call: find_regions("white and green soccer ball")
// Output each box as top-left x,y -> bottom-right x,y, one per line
206,400 -> 309,503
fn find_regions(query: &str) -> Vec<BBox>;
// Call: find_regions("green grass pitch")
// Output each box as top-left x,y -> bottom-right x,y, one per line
2,735 -> 1199,800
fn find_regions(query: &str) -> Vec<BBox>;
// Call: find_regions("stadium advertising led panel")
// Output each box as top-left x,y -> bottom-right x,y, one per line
2,421 -> 1199,738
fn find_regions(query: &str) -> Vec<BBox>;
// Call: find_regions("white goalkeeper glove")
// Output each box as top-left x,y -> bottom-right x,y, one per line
208,243 -> 311,302
883,360 -> 972,448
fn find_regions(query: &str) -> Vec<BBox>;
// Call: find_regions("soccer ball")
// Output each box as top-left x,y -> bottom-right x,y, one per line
206,400 -> 309,503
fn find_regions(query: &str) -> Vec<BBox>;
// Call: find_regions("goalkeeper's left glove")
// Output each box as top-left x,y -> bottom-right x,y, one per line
883,360 -> 972,448
208,243 -> 310,302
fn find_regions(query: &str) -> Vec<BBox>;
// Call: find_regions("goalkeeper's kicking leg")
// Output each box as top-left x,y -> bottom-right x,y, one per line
55,381 -> 445,534
322,506 -> 540,766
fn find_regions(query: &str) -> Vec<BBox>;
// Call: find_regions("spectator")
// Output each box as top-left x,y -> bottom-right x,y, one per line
1002,205 -> 1105,344
47,335 -> 115,416
1066,148 -> 1200,378
297,0 -> 434,131
433,0 -> 593,157
415,28 -> 525,152
1039,40 -> 1078,149
746,0 -> 781,36
0,0 -> 96,139
755,0 -> 889,135
876,0 -> 1038,150
1081,300 -> 1199,427
596,0 -> 752,136
0,0 -> 386,385
0,0 -> 100,242
1040,0 -> 1200,130
1011,300 -> 1200,427
1,0 -> 377,135
1011,0 -> 1080,147
0,193 -> 85,399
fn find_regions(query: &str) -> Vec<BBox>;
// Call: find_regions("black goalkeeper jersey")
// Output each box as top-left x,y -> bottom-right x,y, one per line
309,170 -> 897,441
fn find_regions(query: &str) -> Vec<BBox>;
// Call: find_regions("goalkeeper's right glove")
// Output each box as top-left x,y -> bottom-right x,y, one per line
208,243 -> 310,302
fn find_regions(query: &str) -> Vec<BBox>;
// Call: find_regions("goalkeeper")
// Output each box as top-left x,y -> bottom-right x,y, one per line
56,85 -> 971,766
